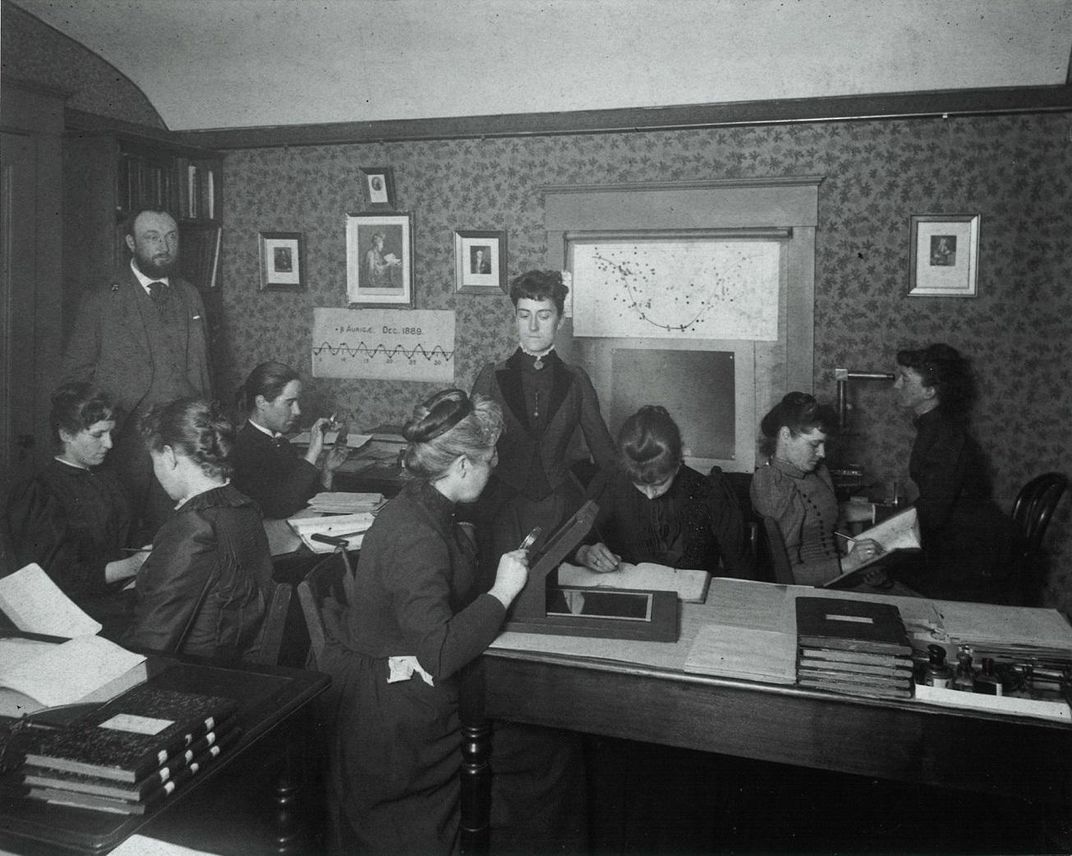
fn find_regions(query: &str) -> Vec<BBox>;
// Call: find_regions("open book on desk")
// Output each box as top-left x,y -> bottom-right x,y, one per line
0,564 -> 148,717
556,561 -> 710,603
823,506 -> 922,589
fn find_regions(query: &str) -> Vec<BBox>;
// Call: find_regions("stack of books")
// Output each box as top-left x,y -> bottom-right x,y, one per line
12,686 -> 240,815
795,596 -> 915,700
306,491 -> 385,514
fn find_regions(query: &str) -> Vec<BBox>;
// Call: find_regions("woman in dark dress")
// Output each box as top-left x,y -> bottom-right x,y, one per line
231,361 -> 349,519
577,405 -> 754,577
318,389 -> 528,855
123,398 -> 272,661
471,269 -> 615,573
894,344 -> 1014,602
4,383 -> 146,637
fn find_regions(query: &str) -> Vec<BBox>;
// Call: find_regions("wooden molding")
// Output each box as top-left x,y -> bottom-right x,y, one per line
173,85 -> 1072,150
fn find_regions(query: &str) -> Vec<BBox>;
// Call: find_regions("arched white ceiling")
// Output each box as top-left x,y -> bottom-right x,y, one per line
10,0 -> 1072,132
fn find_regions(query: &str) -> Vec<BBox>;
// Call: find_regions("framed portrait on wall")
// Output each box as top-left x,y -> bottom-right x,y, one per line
454,230 -> 507,294
258,231 -> 304,291
359,166 -> 396,210
908,214 -> 980,297
345,212 -> 414,306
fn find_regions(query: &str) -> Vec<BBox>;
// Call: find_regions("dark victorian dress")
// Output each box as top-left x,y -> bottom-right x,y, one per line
231,421 -> 321,519
585,464 -> 755,577
5,459 -> 135,637
906,408 -> 1014,603
319,480 -> 506,855
123,484 -> 272,661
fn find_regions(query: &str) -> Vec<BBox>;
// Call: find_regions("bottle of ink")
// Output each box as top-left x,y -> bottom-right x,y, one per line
974,657 -> 1003,696
952,647 -> 975,693
922,644 -> 952,689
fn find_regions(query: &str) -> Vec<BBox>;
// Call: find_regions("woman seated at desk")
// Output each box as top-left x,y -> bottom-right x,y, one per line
893,343 -> 1014,603
751,392 -> 889,587
231,361 -> 350,519
4,382 -> 147,638
317,389 -> 529,854
124,398 -> 272,661
574,405 -> 754,577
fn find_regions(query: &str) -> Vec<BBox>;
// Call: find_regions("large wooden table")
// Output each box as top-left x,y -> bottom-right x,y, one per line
461,580 -> 1072,851
0,653 -> 329,855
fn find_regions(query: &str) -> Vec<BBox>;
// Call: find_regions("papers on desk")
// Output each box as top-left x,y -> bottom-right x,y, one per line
306,492 -> 385,514
0,563 -> 101,637
287,512 -> 376,553
684,624 -> 797,684
0,636 -> 147,716
557,561 -> 710,603
289,430 -> 372,450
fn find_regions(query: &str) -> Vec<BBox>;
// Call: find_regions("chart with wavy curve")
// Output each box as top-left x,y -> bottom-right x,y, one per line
312,308 -> 455,382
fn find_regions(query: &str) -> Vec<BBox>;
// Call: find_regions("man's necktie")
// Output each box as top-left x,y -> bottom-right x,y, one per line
148,281 -> 168,304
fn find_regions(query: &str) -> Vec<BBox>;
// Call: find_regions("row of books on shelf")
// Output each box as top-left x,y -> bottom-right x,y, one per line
116,154 -> 217,221
4,685 -> 240,815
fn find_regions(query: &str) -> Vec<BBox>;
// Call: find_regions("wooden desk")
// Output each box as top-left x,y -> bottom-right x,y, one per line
0,656 -> 329,855
462,583 -> 1072,851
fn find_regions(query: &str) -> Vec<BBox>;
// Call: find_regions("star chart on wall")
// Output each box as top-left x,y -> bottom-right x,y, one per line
571,240 -> 780,341
311,308 -> 455,383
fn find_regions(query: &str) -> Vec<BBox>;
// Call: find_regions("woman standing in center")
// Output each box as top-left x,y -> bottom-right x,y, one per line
471,269 -> 615,573
319,389 -> 529,855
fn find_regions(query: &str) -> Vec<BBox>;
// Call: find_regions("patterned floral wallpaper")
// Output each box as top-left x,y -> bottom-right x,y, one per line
2,3 -> 164,127
220,114 -> 1072,611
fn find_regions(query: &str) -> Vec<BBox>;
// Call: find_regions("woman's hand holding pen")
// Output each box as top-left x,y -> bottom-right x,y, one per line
838,534 -> 885,572
105,545 -> 151,584
576,542 -> 621,574
489,549 -> 529,608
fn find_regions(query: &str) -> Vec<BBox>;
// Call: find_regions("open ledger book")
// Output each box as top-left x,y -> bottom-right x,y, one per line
0,564 -> 147,717
823,506 -> 922,589
556,561 -> 710,603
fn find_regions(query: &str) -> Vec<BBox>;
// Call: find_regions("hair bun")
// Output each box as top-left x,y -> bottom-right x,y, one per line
404,389 -> 472,444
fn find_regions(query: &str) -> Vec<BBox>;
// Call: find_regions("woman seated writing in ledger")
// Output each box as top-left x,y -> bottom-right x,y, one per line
751,392 -> 893,588
318,389 -> 529,854
574,405 -> 754,578
231,361 -> 350,519
5,382 -> 148,637
894,343 -> 1014,603
123,398 -> 272,661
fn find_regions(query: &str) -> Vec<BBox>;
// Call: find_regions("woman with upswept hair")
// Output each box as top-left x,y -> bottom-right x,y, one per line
318,388 -> 529,855
123,397 -> 272,660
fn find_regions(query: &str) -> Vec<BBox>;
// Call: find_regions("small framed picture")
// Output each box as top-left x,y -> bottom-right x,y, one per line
258,231 -> 305,291
360,166 -> 396,210
908,214 -> 980,298
454,230 -> 507,294
346,212 -> 414,306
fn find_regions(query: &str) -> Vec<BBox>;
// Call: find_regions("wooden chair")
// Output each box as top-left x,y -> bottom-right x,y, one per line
760,516 -> 797,585
1009,472 -> 1068,604
246,581 -> 295,666
297,549 -> 355,669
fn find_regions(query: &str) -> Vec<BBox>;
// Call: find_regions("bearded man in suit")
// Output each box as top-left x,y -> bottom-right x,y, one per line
63,207 -> 212,537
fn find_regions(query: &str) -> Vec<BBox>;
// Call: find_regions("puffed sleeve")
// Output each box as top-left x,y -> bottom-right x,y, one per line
381,526 -> 505,682
574,367 -> 616,469
124,512 -> 215,653
5,478 -> 111,596
471,363 -> 496,399
706,470 -> 755,577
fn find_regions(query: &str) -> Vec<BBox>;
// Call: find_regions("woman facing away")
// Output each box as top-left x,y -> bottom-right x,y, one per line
893,343 -> 1014,603
576,404 -> 754,577
750,392 -> 888,587
231,360 -> 350,519
317,389 -> 529,854
123,398 -> 273,661
4,382 -> 147,638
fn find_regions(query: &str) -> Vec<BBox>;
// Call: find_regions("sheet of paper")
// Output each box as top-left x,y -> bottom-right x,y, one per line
684,623 -> 796,684
0,634 -> 145,708
287,512 -> 376,553
0,563 -> 102,636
